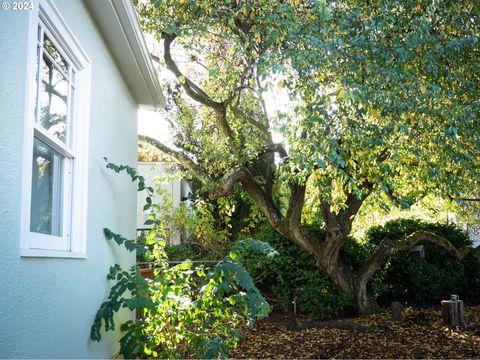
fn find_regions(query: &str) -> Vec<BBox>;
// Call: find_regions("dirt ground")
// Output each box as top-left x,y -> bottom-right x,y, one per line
230,305 -> 480,359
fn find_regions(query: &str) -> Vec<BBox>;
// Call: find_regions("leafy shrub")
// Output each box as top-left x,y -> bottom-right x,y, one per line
91,161 -> 270,359
238,218 -> 480,318
462,253 -> 480,302
340,236 -> 372,270
166,242 -> 219,262
238,223 -> 352,319
364,218 -> 480,306
92,232 -> 271,358
365,218 -> 471,249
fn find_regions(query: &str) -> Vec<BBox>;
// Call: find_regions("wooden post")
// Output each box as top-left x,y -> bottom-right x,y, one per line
391,301 -> 404,322
441,295 -> 467,328
458,300 -> 466,327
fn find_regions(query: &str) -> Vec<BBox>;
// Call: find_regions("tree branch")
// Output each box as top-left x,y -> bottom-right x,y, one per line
196,163 -> 285,233
357,230 -> 462,284
338,183 -> 374,235
376,146 -> 390,163
138,135 -> 214,185
240,168 -> 284,229
42,80 -> 67,103
319,177 -> 338,230
229,105 -> 269,134
452,197 -> 480,202
161,33 -> 241,159
255,72 -> 276,196
161,33 -> 224,111
140,135 -> 277,219
248,143 -> 288,161
286,183 -> 306,230
208,168 -> 248,199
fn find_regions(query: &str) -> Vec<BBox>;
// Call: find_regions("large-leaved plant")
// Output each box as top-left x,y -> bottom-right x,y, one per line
90,160 -> 273,359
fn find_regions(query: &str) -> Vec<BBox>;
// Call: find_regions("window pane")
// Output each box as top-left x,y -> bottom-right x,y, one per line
39,49 -> 69,144
30,137 -> 63,236
43,34 -> 69,74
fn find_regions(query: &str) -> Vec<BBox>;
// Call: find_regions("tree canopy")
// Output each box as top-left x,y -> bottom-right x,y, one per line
137,0 -> 480,314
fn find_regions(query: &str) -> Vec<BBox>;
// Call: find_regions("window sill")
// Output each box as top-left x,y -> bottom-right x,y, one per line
21,248 -> 87,259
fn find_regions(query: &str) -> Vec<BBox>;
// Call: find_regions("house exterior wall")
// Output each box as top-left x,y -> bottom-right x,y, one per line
0,1 -> 137,358
137,162 -> 191,244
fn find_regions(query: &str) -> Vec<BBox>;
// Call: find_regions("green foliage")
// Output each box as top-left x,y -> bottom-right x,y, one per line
284,0 -> 480,208
238,223 -> 351,319
138,140 -> 170,162
135,0 -> 479,314
364,218 -> 480,306
365,218 -> 471,249
462,253 -> 480,302
91,161 -> 270,359
230,238 -> 279,260
186,187 -> 265,255
350,194 -> 479,240
103,228 -> 140,253
138,0 -> 480,211
155,181 -> 264,257
188,198 -> 232,256
339,236 -> 372,270
166,242 -> 219,262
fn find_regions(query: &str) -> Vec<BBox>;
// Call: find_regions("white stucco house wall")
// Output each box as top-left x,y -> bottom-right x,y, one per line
137,162 -> 191,244
0,0 -> 164,358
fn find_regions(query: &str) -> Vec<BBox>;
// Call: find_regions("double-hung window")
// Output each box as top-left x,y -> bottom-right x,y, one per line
22,0 -> 90,257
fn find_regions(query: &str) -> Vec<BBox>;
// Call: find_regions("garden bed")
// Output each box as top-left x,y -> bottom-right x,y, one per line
231,305 -> 480,359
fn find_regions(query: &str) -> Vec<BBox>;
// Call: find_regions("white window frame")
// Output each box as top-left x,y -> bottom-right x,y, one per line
21,0 -> 91,258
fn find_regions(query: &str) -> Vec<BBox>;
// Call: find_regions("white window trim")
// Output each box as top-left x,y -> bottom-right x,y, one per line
21,0 -> 91,258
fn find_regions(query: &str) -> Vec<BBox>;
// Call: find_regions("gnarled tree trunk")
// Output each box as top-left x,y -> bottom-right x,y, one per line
140,31 -> 465,316
139,131 -> 463,315
314,231 -> 379,315
279,208 -> 462,315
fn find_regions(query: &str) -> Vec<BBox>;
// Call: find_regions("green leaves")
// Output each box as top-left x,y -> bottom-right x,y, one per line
137,0 -> 479,211
134,0 -> 479,319
230,238 -> 279,259
103,158 -> 149,193
93,236 -> 270,358
237,224 -> 352,319
103,228 -> 137,252
92,160 -> 270,359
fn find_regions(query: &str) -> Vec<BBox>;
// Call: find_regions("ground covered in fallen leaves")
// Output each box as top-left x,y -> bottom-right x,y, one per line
231,305 -> 480,359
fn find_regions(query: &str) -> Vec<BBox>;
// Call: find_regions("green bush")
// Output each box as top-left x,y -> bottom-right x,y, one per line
364,218 -> 470,249
92,231 -> 271,359
364,218 -> 480,306
462,253 -> 480,301
238,218 -> 480,318
340,235 -> 372,270
91,161 -> 270,359
166,242 -> 219,262
238,223 -> 352,319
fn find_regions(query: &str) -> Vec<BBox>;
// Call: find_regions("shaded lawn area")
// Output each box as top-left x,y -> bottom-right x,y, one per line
231,305 -> 480,359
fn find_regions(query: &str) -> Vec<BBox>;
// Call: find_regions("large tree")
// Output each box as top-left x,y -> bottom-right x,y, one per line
137,0 -> 480,314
